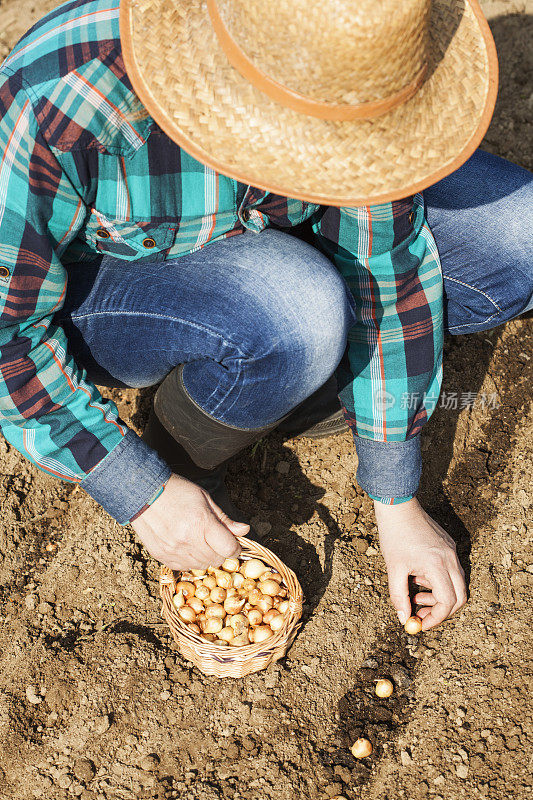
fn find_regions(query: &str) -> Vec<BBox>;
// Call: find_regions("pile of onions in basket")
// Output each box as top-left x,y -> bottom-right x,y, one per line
172,557 -> 290,647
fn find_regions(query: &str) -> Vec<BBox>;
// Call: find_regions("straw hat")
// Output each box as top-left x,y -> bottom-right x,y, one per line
120,0 -> 498,206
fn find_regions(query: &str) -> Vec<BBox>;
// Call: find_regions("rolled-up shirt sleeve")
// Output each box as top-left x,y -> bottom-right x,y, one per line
0,73 -> 170,524
311,195 -> 444,503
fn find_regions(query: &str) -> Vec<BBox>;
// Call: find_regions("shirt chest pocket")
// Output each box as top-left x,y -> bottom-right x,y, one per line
83,209 -> 176,261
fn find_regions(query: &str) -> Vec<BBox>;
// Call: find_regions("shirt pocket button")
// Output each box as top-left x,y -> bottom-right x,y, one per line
143,237 -> 157,249
0,266 -> 10,277
96,228 -> 111,239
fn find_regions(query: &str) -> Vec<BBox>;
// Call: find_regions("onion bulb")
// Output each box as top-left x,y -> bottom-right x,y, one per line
222,557 -> 240,572
172,590 -> 185,610
247,589 -> 263,605
191,569 -> 206,577
247,609 -> 263,626
278,600 -> 290,614
217,627 -> 235,643
231,572 -> 244,589
404,616 -> 422,635
214,570 -> 233,589
262,609 -> 278,625
250,625 -> 272,643
351,738 -> 372,758
186,597 -> 205,614
202,617 -> 223,634
374,679 -> 394,698
194,584 -> 210,601
178,606 -> 197,623
210,587 -> 226,603
228,614 -> 248,635
256,596 -> 274,614
259,579 -> 281,597
269,613 -> 284,632
224,596 -> 246,615
259,571 -> 282,584
175,581 -> 195,597
243,559 -> 269,580
203,575 -> 217,590
205,603 -> 225,619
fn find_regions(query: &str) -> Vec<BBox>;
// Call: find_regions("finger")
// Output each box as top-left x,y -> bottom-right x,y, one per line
413,576 -> 432,589
387,567 -> 412,626
205,494 -> 250,536
163,545 -> 220,572
204,518 -> 242,562
416,606 -> 432,620
448,563 -> 468,617
413,592 -> 436,606
420,570 -> 457,630
159,528 -> 223,570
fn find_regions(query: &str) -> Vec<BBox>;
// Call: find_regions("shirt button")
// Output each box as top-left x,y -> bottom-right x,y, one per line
143,237 -> 157,249
0,266 -> 10,277
241,210 -> 250,222
96,228 -> 111,239
408,212 -> 414,224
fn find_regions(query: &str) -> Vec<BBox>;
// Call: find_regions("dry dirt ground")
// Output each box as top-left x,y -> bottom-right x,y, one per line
0,2 -> 532,800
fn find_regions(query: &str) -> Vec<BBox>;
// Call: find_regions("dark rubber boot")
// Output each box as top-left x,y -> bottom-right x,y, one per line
142,365 -> 280,520
277,374 -> 348,439
153,365 -> 278,469
142,409 -> 243,521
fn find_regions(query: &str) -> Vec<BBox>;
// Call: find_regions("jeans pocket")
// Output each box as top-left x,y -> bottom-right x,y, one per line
444,275 -> 502,334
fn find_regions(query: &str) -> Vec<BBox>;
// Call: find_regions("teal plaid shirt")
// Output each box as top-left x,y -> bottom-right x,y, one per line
0,0 -> 443,523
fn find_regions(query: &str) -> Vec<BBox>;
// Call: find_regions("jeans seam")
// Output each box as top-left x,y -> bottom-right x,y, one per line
443,275 -> 502,312
61,310 -> 254,359
448,312 -> 501,331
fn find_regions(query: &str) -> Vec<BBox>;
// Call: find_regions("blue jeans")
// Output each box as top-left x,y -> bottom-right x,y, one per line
58,150 -> 533,515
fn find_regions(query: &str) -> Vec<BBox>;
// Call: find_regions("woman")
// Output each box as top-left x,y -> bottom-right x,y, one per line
0,0 -> 531,630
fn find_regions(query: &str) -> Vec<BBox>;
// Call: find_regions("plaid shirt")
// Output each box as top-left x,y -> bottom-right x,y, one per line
0,0 -> 443,523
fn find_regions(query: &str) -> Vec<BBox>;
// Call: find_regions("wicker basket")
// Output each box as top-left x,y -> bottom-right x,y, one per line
160,536 -> 303,677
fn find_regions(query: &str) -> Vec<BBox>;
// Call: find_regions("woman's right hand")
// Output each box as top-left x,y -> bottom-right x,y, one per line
131,474 -> 248,570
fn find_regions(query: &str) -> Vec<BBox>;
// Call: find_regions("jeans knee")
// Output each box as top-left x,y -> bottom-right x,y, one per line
252,239 -> 355,403
184,229 -> 355,426
290,276 -> 353,375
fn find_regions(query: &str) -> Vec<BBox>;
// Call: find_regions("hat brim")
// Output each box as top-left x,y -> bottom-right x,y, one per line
120,0 -> 498,207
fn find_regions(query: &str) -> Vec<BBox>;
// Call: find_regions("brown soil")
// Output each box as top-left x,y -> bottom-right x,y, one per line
0,2 -> 532,800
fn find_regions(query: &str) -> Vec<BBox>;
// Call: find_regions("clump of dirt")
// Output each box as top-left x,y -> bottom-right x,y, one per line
0,2 -> 532,800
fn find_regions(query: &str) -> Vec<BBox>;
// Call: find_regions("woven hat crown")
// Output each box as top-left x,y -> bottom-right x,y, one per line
121,0 -> 497,205
214,0 -> 431,108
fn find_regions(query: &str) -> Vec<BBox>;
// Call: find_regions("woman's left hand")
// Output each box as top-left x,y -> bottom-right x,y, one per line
374,497 -> 467,630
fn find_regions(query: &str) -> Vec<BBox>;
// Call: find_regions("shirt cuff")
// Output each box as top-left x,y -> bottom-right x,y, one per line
128,481 -> 169,523
353,435 -> 422,501
81,428 -> 172,525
